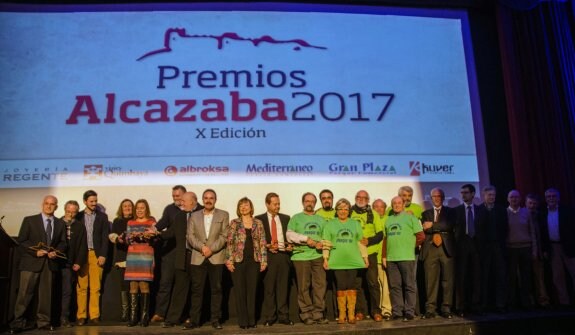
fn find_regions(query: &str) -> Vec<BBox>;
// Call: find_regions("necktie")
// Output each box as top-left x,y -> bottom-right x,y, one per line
46,219 -> 53,246
271,215 -> 278,243
432,209 -> 443,247
467,205 -> 475,238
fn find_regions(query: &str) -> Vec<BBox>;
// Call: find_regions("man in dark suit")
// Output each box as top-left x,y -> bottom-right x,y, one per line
60,200 -> 87,327
255,192 -> 294,327
75,190 -> 109,325
538,188 -> 575,306
420,188 -> 455,319
160,191 -> 203,328
454,183 -> 482,316
186,189 -> 229,330
151,185 -> 186,323
477,185 -> 508,313
10,195 -> 67,333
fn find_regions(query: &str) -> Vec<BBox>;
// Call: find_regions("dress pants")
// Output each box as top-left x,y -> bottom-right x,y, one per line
455,237 -> 481,312
480,243 -> 506,310
189,260 -> 224,324
231,259 -> 260,327
61,265 -> 74,320
550,243 -> 575,305
77,250 -> 103,320
423,245 -> 454,314
377,263 -> 392,314
507,246 -> 533,308
12,262 -> 54,328
387,260 -> 416,317
154,252 -> 176,317
531,258 -> 550,306
261,251 -> 291,322
366,253 -> 382,315
293,258 -> 326,321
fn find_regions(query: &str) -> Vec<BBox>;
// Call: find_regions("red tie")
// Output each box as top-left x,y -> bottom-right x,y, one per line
271,215 -> 278,243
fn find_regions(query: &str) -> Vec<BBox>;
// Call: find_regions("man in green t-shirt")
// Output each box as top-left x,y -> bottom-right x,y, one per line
382,196 -> 425,321
350,190 -> 385,322
286,192 -> 328,325
316,189 -> 336,221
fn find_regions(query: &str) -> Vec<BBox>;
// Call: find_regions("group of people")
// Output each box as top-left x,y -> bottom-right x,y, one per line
8,184 -> 575,333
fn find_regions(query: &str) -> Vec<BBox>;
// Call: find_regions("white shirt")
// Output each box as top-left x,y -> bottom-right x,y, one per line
204,213 -> 213,237
268,212 -> 286,250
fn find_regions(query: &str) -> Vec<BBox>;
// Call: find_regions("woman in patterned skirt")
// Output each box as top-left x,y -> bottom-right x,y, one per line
125,199 -> 157,327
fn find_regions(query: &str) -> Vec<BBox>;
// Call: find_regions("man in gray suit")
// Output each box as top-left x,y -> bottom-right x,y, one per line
186,189 -> 229,330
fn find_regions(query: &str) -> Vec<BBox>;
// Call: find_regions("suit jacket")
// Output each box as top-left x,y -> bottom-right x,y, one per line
64,219 -> 88,267
476,203 -> 508,249
17,214 -> 66,272
187,208 -> 229,265
76,210 -> 110,259
160,208 -> 200,271
255,212 -> 290,254
539,205 -> 575,257
420,206 -> 456,260
454,203 -> 487,245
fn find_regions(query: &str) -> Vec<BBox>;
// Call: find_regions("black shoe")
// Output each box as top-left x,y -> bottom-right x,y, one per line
38,324 -> 55,331
391,315 -> 403,321
61,318 -> 73,328
9,327 -> 23,334
263,321 -> 273,327
240,326 -> 248,329
162,321 -> 175,328
383,313 -> 392,321
441,312 -> 453,319
76,318 -> 86,326
182,321 -> 198,330
90,318 -> 100,324
278,319 -> 294,325
315,318 -> 329,325
212,321 -> 223,329
403,314 -> 415,322
248,325 -> 257,328
303,318 -> 315,325
422,312 -> 435,319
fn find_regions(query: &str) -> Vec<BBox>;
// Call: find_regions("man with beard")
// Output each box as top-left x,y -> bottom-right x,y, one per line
316,189 -> 336,221
350,190 -> 384,321
76,190 -> 109,325
60,200 -> 87,327
287,192 -> 327,325
187,189 -> 229,329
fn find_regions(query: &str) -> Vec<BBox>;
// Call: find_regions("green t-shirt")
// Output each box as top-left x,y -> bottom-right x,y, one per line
377,214 -> 387,264
322,218 -> 365,269
288,212 -> 324,261
350,208 -> 384,255
386,202 -> 424,220
384,211 -> 422,261
315,208 -> 336,221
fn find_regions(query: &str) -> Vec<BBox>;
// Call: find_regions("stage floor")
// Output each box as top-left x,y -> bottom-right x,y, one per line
7,308 -> 574,335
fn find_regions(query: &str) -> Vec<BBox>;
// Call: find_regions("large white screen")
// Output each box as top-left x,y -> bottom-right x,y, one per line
0,3 -> 487,235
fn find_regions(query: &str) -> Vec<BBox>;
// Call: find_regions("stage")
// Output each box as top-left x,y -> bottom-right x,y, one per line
5,308 -> 574,335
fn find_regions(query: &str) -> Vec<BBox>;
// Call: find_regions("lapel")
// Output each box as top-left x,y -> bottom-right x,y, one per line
261,214 -> 272,241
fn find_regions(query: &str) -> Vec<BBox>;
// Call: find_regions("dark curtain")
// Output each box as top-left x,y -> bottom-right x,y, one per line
496,0 -> 575,205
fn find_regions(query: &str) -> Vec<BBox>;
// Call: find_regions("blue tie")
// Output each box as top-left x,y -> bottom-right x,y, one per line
46,219 -> 53,245
466,206 -> 475,238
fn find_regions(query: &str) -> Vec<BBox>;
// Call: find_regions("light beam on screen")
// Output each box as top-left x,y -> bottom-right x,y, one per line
0,2 -> 486,235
